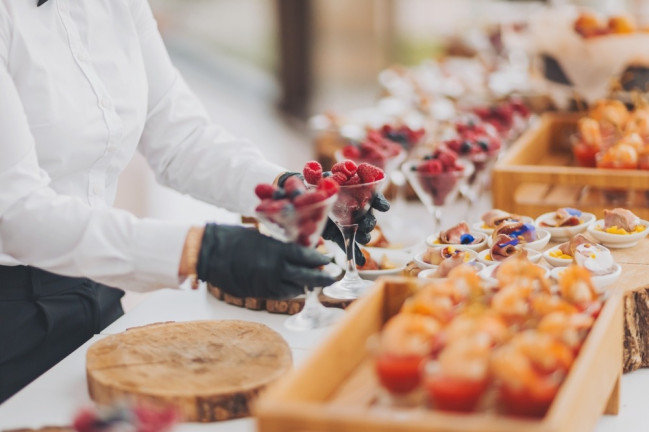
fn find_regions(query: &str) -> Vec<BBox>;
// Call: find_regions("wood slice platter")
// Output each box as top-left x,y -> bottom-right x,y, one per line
86,320 -> 292,422
207,284 -> 354,315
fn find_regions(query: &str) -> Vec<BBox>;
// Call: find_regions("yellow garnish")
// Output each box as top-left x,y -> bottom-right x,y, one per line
433,239 -> 441,244
485,254 -> 492,261
590,253 -> 597,259
481,223 -> 493,229
599,224 -> 646,235
549,249 -> 572,259
448,246 -> 456,253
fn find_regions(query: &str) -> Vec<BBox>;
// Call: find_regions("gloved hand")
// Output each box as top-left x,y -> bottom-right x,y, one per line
322,193 -> 390,266
278,171 -> 390,266
197,224 -> 334,299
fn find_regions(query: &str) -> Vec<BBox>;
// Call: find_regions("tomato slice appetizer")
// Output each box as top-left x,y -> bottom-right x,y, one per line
425,375 -> 488,412
499,378 -> 559,417
572,142 -> 599,168
375,354 -> 424,394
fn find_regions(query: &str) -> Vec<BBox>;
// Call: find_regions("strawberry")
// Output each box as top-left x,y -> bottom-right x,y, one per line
294,191 -> 328,208
331,160 -> 358,178
356,163 -> 385,183
254,183 -> 276,200
303,161 -> 323,185
317,177 -> 339,197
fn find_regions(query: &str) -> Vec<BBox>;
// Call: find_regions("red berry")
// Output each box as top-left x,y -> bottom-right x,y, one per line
331,160 -> 358,178
317,177 -> 340,197
254,183 -> 276,200
256,198 -> 292,214
283,176 -> 306,197
344,174 -> 361,185
73,408 -> 99,432
303,161 -> 323,185
294,191 -> 328,208
331,172 -> 348,184
356,162 -> 385,183
342,145 -> 362,159
418,159 -> 443,174
436,150 -> 458,169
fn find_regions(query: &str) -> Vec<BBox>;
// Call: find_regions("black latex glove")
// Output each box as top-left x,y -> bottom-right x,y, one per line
277,171 -> 391,266
197,224 -> 335,299
322,192 -> 390,266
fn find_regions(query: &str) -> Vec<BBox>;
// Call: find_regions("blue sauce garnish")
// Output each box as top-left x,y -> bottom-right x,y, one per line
564,207 -> 582,217
460,233 -> 475,245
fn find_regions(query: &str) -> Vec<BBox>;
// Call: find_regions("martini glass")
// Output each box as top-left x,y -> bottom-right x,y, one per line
459,150 -> 500,220
256,193 -> 344,331
322,177 -> 386,300
402,160 -> 474,234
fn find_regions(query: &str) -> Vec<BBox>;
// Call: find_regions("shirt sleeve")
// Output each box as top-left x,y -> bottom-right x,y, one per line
130,0 -> 285,216
0,60 -> 190,292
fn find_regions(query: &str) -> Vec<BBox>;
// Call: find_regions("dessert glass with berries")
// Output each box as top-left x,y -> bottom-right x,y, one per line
402,148 -> 474,233
304,160 -> 387,300
255,176 -> 345,330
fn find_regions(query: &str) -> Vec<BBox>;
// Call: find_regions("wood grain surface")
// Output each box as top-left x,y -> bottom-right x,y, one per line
86,320 -> 292,422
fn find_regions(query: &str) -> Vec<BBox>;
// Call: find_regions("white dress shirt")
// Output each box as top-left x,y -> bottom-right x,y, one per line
0,0 -> 285,291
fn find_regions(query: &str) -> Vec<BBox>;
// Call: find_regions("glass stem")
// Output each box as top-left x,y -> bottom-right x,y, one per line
301,286 -> 323,318
340,224 -> 362,282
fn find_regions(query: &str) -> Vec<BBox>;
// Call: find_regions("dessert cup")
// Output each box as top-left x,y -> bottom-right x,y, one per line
402,160 -> 474,234
323,178 -> 386,300
256,193 -> 344,331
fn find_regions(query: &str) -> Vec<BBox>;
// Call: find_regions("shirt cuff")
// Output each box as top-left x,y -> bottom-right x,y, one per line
132,219 -> 192,289
239,161 -> 286,216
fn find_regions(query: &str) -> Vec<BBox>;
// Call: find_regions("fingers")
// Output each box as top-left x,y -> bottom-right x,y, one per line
371,193 -> 390,212
357,211 -> 376,237
282,263 -> 336,288
271,280 -> 305,299
283,243 -> 331,267
354,243 -> 366,266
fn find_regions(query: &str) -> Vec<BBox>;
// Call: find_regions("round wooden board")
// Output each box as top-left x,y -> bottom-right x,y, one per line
86,320 -> 292,422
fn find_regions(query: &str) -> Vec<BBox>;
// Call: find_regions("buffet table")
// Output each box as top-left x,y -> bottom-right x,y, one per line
0,280 -> 648,432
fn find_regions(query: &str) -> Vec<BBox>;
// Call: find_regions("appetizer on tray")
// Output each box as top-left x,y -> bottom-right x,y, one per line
535,207 -> 596,241
426,222 -> 487,251
478,235 -> 542,265
372,256 -> 604,417
550,243 -> 621,291
488,221 -> 551,251
356,247 -> 410,281
415,246 -> 478,269
588,208 -> 649,248
473,209 -> 533,234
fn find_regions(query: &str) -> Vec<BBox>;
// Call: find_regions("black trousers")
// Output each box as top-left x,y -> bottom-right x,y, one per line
0,266 -> 124,403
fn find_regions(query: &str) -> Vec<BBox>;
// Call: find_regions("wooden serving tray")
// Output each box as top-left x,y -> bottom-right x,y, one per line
255,277 -> 622,432
491,113 -> 649,220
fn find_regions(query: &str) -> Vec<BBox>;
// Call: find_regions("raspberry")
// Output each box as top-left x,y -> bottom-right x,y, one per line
283,176 -> 306,198
356,162 -> 385,183
317,177 -> 339,197
331,172 -> 348,185
342,145 -> 362,159
294,190 -> 328,208
436,150 -> 458,169
254,183 -> 275,200
256,198 -> 293,214
344,174 -> 361,185
331,160 -> 358,178
417,159 -> 443,174
303,161 -> 323,185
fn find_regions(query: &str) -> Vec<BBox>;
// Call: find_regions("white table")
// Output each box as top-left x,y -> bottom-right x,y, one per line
2,286 -> 649,431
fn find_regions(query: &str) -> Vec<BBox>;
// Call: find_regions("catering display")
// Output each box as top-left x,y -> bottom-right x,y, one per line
86,321 -> 292,422
255,275 -> 623,432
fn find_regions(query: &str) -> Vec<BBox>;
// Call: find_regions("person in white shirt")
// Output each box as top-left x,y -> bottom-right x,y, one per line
0,0 -> 388,401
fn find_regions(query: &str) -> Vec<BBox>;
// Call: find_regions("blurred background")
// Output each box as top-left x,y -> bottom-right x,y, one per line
114,0 -> 634,225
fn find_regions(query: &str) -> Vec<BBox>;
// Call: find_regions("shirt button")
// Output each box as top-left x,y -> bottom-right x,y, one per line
100,99 -> 112,109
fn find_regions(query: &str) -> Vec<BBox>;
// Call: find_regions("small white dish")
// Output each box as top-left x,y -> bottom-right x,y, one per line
353,247 -> 411,281
425,231 -> 488,251
587,220 -> 649,248
486,229 -> 551,251
477,247 -> 542,266
535,212 -> 596,241
417,262 -> 485,281
479,262 -> 550,284
542,246 -> 574,267
472,216 -> 534,236
414,248 -> 478,270
549,264 -> 622,293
